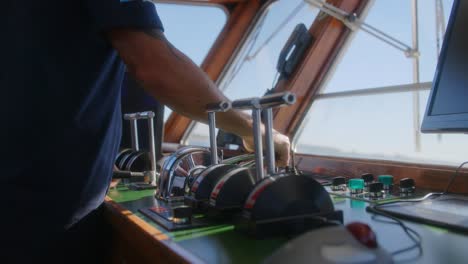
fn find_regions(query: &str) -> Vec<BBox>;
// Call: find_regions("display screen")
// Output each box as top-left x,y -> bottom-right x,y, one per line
421,0 -> 468,132
429,0 -> 468,116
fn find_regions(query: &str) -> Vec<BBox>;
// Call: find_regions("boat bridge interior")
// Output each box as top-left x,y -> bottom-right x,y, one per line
106,0 -> 468,263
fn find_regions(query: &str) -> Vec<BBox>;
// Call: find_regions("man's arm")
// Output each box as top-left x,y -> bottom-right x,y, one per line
107,29 -> 290,166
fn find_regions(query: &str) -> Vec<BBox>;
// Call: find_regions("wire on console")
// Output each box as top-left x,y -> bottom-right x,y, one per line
364,160 -> 468,261
444,160 -> 468,193
373,192 -> 443,208
367,206 -> 423,260
371,160 -> 468,211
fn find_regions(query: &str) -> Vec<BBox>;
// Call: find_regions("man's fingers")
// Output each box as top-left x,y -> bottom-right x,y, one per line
242,131 -> 291,168
276,155 -> 289,167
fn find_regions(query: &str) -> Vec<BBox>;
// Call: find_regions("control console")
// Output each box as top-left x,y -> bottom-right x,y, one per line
327,173 -> 420,202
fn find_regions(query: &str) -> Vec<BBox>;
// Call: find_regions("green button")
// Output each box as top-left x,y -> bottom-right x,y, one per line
348,179 -> 364,190
378,175 -> 394,186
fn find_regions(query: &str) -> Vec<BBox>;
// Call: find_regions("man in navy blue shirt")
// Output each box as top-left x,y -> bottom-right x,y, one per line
2,0 -> 290,262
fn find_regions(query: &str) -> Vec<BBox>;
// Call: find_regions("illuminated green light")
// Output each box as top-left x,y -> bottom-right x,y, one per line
378,175 -> 394,186
348,179 -> 364,190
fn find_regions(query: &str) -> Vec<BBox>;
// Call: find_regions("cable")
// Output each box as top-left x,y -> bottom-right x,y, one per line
367,206 -> 423,260
365,193 -> 443,259
373,192 -> 443,208
365,160 -> 468,260
362,159 -> 468,263
372,160 -> 468,210
444,160 -> 468,193
370,160 -> 468,209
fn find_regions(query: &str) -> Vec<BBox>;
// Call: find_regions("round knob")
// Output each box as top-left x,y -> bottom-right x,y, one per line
360,173 -> 374,185
331,176 -> 346,191
348,179 -> 364,194
399,178 -> 415,194
368,182 -> 383,199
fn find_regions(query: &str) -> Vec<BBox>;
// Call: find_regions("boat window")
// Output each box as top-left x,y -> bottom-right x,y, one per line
294,0 -> 468,166
185,0 -> 320,146
155,2 -> 227,121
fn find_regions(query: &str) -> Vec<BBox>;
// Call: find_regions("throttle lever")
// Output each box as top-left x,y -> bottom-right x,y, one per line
206,101 -> 232,165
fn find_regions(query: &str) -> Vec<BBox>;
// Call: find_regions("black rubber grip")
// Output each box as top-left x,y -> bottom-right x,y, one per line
258,92 -> 296,108
231,97 -> 260,110
113,171 -> 132,179
112,171 -> 144,179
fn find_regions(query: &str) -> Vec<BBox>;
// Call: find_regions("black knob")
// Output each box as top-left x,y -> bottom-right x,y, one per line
172,205 -> 192,220
332,176 -> 346,186
369,182 -> 383,193
399,178 -> 415,194
361,173 -> 374,183
331,176 -> 346,191
400,178 -> 415,188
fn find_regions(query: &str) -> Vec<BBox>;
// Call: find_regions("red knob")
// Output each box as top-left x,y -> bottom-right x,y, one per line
345,222 -> 378,248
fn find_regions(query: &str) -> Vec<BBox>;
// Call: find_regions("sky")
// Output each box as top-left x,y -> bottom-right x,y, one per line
153,0 -> 467,166
294,0 -> 468,166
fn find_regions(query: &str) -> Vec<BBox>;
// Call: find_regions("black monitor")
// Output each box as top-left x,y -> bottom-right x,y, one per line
421,0 -> 468,133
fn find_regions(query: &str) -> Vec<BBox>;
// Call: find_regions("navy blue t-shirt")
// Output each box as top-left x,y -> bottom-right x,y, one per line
1,0 -> 163,238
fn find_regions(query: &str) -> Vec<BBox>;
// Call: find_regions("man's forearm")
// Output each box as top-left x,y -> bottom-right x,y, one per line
108,28 -> 291,166
108,29 -> 254,138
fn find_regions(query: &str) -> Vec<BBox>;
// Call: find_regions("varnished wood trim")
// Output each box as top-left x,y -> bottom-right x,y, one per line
164,0 -> 263,143
103,197 -> 205,264
273,0 -> 370,136
296,154 -> 468,194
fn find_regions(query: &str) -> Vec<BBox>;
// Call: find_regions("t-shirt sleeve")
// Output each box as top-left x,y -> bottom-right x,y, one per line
86,0 -> 164,31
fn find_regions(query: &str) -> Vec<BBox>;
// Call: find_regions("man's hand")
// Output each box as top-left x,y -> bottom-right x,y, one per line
243,129 -> 291,167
